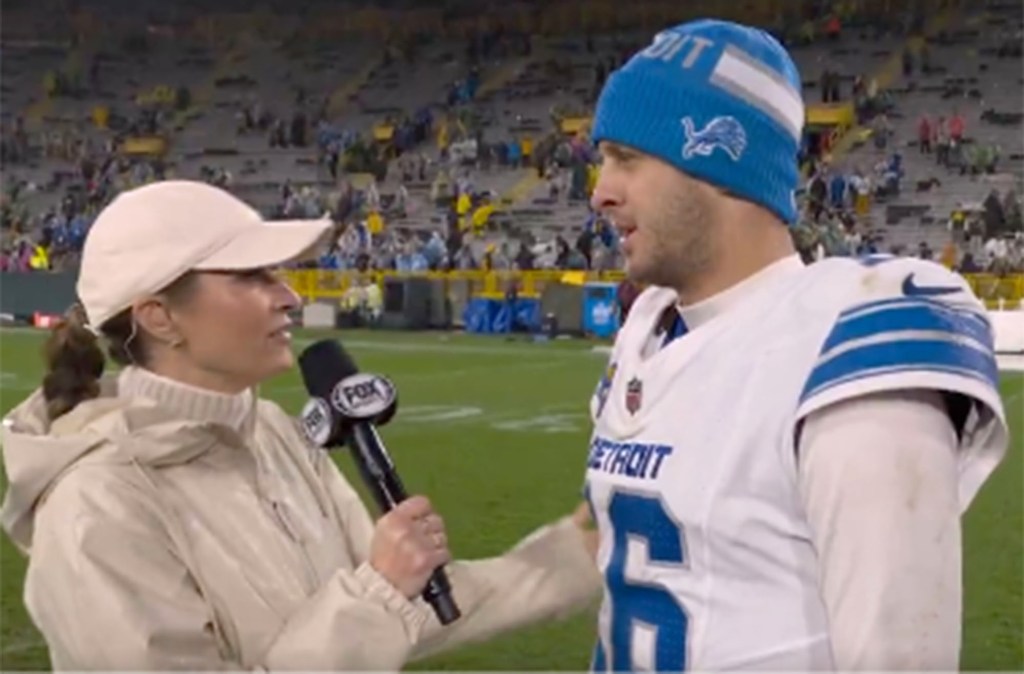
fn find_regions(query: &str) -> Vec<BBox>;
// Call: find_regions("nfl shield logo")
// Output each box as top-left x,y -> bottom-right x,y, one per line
625,377 -> 643,415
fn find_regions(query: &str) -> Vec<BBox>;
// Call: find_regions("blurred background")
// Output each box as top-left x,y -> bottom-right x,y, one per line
0,0 -> 1022,323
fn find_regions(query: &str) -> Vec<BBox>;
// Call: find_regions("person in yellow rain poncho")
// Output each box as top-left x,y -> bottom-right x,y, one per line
471,200 -> 495,235
29,244 -> 50,271
366,210 -> 384,240
456,192 -> 472,231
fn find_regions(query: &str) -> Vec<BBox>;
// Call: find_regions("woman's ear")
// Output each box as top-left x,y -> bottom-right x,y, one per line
132,298 -> 184,348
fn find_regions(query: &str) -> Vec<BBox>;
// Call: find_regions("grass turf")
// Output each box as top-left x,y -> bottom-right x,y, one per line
0,328 -> 1020,670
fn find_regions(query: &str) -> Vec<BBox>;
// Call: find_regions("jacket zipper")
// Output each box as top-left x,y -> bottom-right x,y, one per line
268,498 -> 320,592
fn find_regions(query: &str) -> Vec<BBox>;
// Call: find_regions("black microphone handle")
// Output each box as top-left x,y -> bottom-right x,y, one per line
349,424 -> 407,509
348,424 -> 462,625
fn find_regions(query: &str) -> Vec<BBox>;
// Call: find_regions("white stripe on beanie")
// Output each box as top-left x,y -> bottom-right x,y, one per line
709,45 -> 805,141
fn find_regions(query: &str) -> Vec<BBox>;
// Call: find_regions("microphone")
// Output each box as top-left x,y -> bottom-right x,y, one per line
297,339 -> 461,626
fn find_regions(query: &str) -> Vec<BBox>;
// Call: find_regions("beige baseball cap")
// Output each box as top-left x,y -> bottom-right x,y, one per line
77,180 -> 332,329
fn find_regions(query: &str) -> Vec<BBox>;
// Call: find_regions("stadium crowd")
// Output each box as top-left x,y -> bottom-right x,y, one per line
2,0 -> 1022,279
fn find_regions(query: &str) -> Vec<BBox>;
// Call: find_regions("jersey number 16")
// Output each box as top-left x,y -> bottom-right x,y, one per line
588,488 -> 690,671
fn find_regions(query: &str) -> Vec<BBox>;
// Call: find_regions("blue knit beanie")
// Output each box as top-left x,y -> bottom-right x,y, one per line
592,20 -> 805,224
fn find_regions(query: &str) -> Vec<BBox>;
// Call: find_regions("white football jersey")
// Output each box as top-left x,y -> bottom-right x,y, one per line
584,254 -> 1007,670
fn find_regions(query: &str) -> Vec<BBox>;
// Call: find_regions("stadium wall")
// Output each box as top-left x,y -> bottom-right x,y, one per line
1,273 -> 1023,353
0,272 -> 77,318
991,311 -> 1024,354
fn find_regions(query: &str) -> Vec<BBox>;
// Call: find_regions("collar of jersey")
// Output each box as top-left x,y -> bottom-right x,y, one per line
677,254 -> 805,330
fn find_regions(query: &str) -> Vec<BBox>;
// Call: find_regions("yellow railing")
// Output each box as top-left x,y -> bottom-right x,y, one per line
964,274 -> 1024,309
281,269 -> 626,301
282,270 -> 1023,308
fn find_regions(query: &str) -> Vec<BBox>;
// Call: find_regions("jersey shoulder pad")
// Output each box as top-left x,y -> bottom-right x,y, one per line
797,256 -> 999,417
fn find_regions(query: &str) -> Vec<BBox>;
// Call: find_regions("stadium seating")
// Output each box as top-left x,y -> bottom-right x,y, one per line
2,0 -> 1021,275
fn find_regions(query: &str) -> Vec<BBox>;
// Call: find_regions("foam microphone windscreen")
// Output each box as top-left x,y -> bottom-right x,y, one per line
298,339 -> 360,400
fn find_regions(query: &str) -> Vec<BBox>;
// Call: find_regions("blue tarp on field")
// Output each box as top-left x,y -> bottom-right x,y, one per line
464,297 -> 541,333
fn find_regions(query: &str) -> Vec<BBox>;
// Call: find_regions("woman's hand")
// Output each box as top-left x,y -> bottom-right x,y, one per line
370,495 -> 452,599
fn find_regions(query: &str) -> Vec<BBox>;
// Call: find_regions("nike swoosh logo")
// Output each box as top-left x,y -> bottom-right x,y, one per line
902,273 -> 961,297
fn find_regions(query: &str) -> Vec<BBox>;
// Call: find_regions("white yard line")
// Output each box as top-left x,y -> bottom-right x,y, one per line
271,360 -> 573,396
1,328 -> 601,359
0,638 -> 45,656
293,337 -> 598,358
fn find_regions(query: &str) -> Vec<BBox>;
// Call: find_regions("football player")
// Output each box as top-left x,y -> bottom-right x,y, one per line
583,19 -> 1008,670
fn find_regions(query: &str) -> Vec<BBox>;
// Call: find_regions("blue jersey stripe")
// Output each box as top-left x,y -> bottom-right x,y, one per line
822,300 -> 993,355
802,363 -> 996,403
661,313 -> 688,348
801,338 -> 999,403
838,296 -> 991,328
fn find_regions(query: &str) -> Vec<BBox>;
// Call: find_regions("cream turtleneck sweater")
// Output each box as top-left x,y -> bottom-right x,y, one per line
117,366 -> 256,434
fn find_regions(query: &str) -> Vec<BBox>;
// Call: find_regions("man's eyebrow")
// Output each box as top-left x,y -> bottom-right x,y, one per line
601,143 -> 636,161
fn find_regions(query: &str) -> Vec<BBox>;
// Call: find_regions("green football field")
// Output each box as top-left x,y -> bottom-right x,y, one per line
0,328 -> 1021,671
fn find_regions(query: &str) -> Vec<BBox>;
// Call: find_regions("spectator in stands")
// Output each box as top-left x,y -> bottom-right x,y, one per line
819,69 -> 833,104
1003,191 -> 1022,231
882,153 -> 904,196
825,14 -> 841,41
395,184 -> 409,218
983,190 -> 1006,235
918,115 -> 932,153
939,240 -> 958,269
828,168 -> 848,211
902,47 -> 914,77
508,236 -> 530,271
872,113 -> 891,151
965,143 -> 1000,176
985,234 -> 1010,273
807,170 -> 828,222
948,109 -> 965,143
850,166 -> 872,218
1009,236 -> 1024,272
453,240 -> 476,269
957,252 -> 982,273
506,139 -> 522,169
949,206 -> 968,244
423,232 -> 446,270
395,241 -> 428,272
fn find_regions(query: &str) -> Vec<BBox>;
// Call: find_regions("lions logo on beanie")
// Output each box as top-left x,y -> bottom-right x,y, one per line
592,20 -> 805,224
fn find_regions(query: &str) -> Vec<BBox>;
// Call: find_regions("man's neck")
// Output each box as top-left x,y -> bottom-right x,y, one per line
675,224 -> 797,306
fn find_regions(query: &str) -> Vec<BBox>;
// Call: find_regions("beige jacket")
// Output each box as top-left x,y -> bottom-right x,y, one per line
0,367 -> 600,670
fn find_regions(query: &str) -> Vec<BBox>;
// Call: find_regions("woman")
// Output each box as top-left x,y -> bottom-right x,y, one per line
0,180 -> 600,670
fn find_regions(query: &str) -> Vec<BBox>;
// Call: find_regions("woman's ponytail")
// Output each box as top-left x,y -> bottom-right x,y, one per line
41,303 -> 106,421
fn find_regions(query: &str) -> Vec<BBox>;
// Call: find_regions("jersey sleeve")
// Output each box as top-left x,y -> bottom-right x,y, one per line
795,259 -> 1008,509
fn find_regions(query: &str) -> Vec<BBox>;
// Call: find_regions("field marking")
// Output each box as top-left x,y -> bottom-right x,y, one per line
379,402 -> 590,435
0,638 -> 45,656
0,326 -> 600,357
294,337 -> 598,358
272,360 -> 572,397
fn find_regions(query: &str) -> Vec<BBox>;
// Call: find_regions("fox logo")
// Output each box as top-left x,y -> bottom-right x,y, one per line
681,116 -> 747,161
